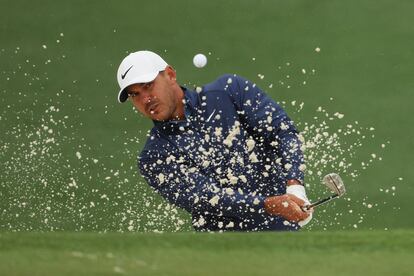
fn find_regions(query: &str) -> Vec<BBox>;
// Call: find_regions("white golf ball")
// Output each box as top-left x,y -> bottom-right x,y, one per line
193,53 -> 207,68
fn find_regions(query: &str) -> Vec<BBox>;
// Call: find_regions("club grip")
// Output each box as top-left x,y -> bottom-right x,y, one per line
302,194 -> 339,210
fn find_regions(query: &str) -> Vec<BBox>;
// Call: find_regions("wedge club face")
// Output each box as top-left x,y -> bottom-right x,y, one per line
303,173 -> 346,210
323,173 -> 346,196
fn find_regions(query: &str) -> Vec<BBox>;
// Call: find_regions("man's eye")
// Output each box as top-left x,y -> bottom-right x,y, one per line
144,82 -> 153,89
128,92 -> 139,97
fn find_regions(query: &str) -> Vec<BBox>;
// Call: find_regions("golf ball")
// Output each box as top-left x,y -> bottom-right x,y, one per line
193,53 -> 207,68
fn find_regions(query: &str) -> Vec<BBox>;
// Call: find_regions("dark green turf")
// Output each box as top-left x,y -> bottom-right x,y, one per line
1,0 -> 413,231
1,231 -> 413,276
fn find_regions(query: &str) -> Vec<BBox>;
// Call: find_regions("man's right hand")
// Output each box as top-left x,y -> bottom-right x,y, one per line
264,194 -> 312,222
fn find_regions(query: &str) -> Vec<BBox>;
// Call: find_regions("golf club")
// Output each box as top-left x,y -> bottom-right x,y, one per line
303,173 -> 346,210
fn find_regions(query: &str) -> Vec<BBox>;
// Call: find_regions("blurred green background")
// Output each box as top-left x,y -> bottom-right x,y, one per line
1,0 -> 413,232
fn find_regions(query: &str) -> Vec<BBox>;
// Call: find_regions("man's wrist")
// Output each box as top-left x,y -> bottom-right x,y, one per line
287,179 -> 302,186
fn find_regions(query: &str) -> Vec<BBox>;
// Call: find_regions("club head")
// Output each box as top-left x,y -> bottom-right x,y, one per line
322,173 -> 346,196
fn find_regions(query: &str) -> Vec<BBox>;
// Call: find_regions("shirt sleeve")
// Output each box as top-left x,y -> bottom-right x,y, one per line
138,153 -> 267,222
226,75 -> 305,183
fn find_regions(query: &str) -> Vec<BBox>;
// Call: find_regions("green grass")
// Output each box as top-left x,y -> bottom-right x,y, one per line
1,230 -> 413,276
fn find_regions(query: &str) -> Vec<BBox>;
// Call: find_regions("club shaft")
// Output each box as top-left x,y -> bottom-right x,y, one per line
304,194 -> 339,210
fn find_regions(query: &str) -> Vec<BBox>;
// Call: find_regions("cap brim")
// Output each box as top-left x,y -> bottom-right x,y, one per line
117,71 -> 159,103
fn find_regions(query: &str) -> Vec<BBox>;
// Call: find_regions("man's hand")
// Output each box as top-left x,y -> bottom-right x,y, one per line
264,194 -> 312,222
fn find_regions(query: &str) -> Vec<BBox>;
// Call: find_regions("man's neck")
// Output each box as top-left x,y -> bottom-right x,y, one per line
168,86 -> 185,121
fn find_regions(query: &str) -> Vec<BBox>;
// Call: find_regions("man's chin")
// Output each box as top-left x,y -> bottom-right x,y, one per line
148,112 -> 167,122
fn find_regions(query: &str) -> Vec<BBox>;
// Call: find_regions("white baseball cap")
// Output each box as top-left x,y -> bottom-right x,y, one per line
116,50 -> 168,103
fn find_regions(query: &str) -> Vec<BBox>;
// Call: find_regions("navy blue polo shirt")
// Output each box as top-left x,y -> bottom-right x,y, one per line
138,74 -> 305,231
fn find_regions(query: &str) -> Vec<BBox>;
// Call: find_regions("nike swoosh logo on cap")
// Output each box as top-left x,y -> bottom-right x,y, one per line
121,65 -> 134,79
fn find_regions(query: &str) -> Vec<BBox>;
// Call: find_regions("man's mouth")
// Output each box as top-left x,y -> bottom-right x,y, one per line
147,102 -> 158,114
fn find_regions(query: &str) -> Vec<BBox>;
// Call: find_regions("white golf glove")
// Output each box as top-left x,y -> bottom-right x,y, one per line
286,184 -> 313,227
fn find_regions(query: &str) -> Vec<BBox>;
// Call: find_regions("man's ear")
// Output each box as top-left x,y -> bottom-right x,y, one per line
165,66 -> 177,82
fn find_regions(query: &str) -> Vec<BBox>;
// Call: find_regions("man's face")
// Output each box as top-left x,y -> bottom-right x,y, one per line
126,68 -> 180,121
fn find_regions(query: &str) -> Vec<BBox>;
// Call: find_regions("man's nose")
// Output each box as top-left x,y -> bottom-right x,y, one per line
142,95 -> 155,109
139,90 -> 150,102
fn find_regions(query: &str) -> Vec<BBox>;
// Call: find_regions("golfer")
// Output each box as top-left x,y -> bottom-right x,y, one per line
116,50 -> 313,231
